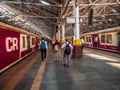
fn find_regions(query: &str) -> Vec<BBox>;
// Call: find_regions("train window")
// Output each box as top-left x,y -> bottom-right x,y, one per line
32,38 -> 35,45
89,37 -> 91,42
101,35 -> 105,43
106,34 -> 112,43
85,36 -> 91,43
23,36 -> 25,48
86,37 -> 89,42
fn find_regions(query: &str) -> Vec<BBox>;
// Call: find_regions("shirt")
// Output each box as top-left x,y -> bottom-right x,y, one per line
40,40 -> 48,50
61,42 -> 73,50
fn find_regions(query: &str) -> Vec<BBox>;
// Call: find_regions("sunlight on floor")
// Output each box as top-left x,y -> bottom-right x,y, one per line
84,51 -> 120,69
107,63 -> 120,69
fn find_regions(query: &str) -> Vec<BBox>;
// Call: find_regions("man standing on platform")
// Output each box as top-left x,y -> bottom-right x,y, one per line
61,39 -> 73,67
40,37 -> 48,61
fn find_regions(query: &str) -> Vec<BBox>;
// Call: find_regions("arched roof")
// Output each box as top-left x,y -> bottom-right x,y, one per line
0,0 -> 120,38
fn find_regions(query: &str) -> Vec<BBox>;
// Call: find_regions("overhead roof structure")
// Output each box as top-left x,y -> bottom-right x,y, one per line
0,0 -> 120,38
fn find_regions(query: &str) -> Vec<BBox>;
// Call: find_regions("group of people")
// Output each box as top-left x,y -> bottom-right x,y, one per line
39,37 -> 73,67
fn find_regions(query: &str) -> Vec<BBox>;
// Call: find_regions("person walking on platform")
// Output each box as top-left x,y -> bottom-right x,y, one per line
52,40 -> 55,50
61,39 -> 73,67
54,40 -> 59,52
80,38 -> 84,50
40,37 -> 48,61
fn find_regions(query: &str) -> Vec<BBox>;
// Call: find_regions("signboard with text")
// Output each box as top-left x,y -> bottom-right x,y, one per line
64,18 -> 75,24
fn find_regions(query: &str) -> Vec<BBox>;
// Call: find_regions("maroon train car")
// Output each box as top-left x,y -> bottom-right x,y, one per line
0,22 -> 39,73
82,27 -> 120,52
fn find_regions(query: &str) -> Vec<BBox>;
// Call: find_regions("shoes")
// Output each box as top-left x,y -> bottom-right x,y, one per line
63,64 -> 66,66
63,64 -> 69,67
67,65 -> 69,67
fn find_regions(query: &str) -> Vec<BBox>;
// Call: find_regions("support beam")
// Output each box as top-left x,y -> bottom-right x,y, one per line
24,15 -> 59,18
79,3 -> 117,6
58,30 -> 60,42
116,0 -> 120,4
72,0 -> 83,59
61,24 -> 65,43
44,0 -> 61,5
33,0 -> 40,3
57,0 -> 72,24
1,1 -> 62,7
73,0 -> 80,45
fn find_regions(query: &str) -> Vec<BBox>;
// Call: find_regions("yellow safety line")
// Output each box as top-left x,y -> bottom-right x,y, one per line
2,52 -> 40,90
31,60 -> 46,90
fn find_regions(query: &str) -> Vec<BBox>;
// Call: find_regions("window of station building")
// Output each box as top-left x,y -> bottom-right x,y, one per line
32,38 -> 35,45
106,34 -> 112,44
101,35 -> 105,43
23,36 -> 25,48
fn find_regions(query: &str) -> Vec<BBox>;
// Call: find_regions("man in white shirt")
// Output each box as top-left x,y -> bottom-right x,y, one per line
61,39 -> 73,67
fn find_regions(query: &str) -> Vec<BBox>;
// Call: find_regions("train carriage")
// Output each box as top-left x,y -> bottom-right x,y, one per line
82,27 -> 120,52
0,22 -> 39,73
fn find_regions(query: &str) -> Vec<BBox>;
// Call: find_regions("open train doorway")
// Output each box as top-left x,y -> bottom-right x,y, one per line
93,35 -> 98,48
117,32 -> 120,51
27,36 -> 30,52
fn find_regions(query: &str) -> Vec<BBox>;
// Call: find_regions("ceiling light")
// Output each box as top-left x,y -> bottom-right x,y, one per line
0,15 -> 5,18
80,19 -> 83,22
108,19 -> 112,21
8,19 -> 12,21
102,15 -> 105,18
93,19 -> 97,22
112,9 -> 117,13
15,22 -> 17,25
99,22 -> 102,24
41,0 -> 50,5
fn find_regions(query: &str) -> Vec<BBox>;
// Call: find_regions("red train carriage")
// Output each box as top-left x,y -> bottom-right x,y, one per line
82,27 -> 120,52
0,22 -> 39,73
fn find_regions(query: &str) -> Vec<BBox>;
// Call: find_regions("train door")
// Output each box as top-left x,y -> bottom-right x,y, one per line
93,35 -> 98,47
117,32 -> 120,51
27,36 -> 30,52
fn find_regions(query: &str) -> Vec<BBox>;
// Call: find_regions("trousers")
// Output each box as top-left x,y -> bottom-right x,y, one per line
63,53 -> 70,66
41,49 -> 46,60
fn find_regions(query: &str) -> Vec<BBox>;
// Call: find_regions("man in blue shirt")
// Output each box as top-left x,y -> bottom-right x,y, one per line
40,37 -> 48,60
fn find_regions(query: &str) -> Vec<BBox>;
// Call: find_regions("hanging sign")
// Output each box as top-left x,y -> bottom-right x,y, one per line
64,18 -> 75,24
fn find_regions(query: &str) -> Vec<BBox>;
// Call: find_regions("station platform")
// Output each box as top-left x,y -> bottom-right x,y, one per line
0,46 -> 120,90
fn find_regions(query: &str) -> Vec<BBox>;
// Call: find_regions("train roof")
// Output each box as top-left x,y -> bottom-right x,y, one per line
82,27 -> 120,36
0,22 -> 38,37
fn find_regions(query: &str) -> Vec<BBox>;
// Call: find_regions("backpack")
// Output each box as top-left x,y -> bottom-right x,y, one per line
40,41 -> 46,49
64,43 -> 71,55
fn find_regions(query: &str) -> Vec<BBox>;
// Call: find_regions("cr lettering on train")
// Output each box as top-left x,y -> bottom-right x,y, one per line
6,37 -> 18,52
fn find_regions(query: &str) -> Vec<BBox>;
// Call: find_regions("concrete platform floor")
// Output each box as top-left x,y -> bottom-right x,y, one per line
40,48 -> 120,90
0,47 -> 120,90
